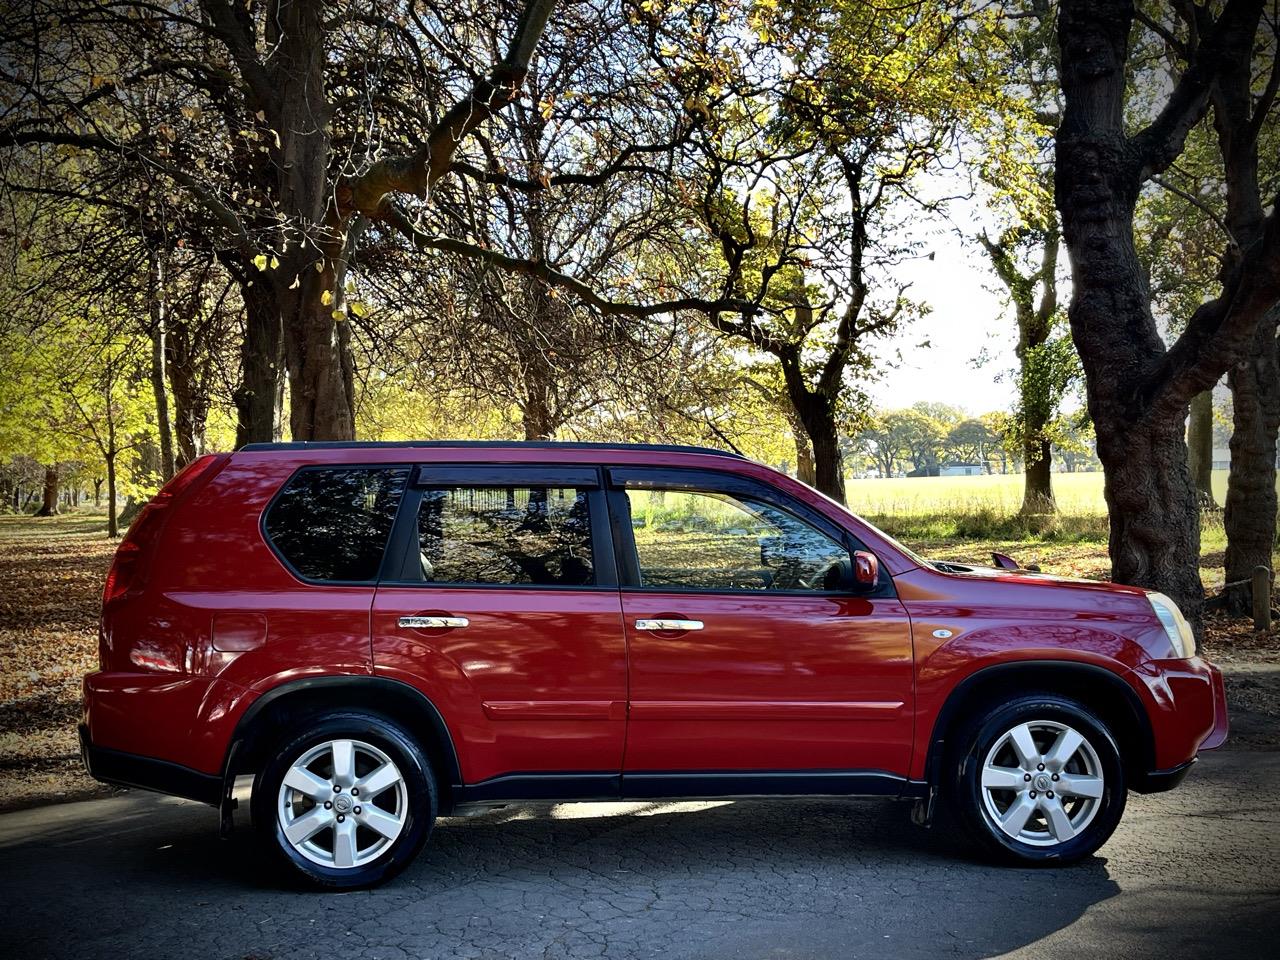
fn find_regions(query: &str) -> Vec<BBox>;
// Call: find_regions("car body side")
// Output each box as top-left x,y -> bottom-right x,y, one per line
81,444 -> 1228,813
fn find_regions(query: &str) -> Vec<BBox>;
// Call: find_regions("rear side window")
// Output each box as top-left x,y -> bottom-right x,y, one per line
265,467 -> 410,582
417,486 -> 593,586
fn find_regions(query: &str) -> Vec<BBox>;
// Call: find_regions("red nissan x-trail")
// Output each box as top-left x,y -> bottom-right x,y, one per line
81,441 -> 1228,888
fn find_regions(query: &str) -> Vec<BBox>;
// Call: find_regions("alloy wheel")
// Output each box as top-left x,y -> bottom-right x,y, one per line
277,738 -> 408,869
979,719 -> 1105,847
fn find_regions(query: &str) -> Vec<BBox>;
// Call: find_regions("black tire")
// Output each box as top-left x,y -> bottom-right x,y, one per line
252,711 -> 437,889
944,694 -> 1126,865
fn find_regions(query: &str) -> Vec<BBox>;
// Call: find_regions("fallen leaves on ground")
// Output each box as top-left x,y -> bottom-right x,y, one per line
0,515 -> 117,810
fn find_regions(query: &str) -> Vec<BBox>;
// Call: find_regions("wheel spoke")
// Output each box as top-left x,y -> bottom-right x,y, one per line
1009,724 -> 1041,768
356,762 -> 401,799
1041,797 -> 1077,841
332,818 -> 358,868
356,804 -> 404,840
981,765 -> 1026,791
1000,793 -> 1037,836
330,739 -> 356,787
283,806 -> 331,846
1044,728 -> 1084,774
282,766 -> 332,803
1056,773 -> 1104,799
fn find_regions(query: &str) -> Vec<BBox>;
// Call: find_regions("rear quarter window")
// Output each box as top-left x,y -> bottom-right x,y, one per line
264,466 -> 409,582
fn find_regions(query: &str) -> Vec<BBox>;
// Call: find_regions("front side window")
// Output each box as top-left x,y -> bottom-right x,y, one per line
417,487 -> 594,586
265,467 -> 410,582
625,488 -> 847,592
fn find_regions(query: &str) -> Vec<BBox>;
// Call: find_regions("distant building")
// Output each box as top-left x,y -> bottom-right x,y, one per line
941,463 -> 984,477
1208,448 -> 1280,470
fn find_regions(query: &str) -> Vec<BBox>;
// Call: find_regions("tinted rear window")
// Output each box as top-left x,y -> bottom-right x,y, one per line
265,467 -> 409,582
416,486 -> 594,586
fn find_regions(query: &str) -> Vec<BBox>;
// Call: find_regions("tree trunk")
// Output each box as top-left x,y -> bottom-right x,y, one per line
522,388 -> 557,441
794,434 -> 817,487
105,453 -> 118,539
784,409 -> 817,486
521,340 -> 559,440
36,466 -> 59,516
1223,311 -> 1280,614
266,0 -> 355,443
789,391 -> 845,501
148,250 -> 176,480
1023,437 -> 1054,514
1055,0 -> 1209,629
1095,413 -> 1205,615
93,477 -> 103,506
235,279 -> 285,447
1188,390 -> 1217,508
807,411 -> 846,503
284,258 -> 357,441
167,338 -> 208,467
778,349 -> 846,503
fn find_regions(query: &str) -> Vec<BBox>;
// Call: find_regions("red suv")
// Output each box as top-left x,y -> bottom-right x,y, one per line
81,441 -> 1228,887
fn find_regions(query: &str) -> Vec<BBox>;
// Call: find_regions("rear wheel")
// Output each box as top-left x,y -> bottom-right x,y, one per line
252,712 -> 437,889
947,695 -> 1125,864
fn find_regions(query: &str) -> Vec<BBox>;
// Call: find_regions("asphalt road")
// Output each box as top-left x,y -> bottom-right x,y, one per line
1,746 -> 1276,960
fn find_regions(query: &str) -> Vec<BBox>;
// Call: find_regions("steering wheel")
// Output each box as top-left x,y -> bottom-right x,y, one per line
793,557 -> 847,592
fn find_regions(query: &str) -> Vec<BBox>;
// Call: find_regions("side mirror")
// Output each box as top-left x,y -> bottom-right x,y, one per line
853,550 -> 879,587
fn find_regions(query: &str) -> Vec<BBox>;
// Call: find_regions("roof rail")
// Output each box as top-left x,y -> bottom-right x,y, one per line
237,439 -> 744,458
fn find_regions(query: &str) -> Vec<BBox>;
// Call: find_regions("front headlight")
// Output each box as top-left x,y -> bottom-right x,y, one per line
1147,592 -> 1197,659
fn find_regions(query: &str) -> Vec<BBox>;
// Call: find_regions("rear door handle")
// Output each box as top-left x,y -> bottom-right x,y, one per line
635,619 -> 704,632
399,616 -> 469,629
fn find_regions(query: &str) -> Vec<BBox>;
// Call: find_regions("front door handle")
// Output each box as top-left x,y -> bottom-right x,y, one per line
635,618 -> 704,632
399,616 -> 469,629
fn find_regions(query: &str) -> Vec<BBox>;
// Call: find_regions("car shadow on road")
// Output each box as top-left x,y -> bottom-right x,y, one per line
1,792 -> 1132,960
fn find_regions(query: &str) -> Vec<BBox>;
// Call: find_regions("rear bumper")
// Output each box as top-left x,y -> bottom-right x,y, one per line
79,723 -> 221,806
1131,757 -> 1196,793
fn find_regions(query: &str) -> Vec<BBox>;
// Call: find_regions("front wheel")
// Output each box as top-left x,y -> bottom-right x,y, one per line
947,695 -> 1126,864
252,711 -> 437,889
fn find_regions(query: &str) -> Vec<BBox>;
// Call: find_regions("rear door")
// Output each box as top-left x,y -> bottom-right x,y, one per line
609,467 -> 915,795
371,465 -> 627,796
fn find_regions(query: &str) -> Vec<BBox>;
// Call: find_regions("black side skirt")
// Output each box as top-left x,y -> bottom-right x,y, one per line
453,770 -> 924,806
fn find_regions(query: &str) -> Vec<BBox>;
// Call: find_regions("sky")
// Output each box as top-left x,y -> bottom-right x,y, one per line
867,222 -> 1018,416
858,176 -> 1026,418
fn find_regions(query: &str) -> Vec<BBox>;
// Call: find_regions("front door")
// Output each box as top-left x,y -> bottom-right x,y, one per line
609,468 -> 914,796
372,465 -> 627,795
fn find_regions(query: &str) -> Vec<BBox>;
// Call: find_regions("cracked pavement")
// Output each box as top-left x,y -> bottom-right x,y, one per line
1,748 -> 1277,960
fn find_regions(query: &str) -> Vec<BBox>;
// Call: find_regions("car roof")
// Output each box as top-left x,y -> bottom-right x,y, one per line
239,440 -> 744,458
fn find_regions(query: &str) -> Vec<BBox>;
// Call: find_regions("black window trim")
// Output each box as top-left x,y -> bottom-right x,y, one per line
262,462 -> 415,587
379,465 -> 619,591
605,466 -> 895,599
